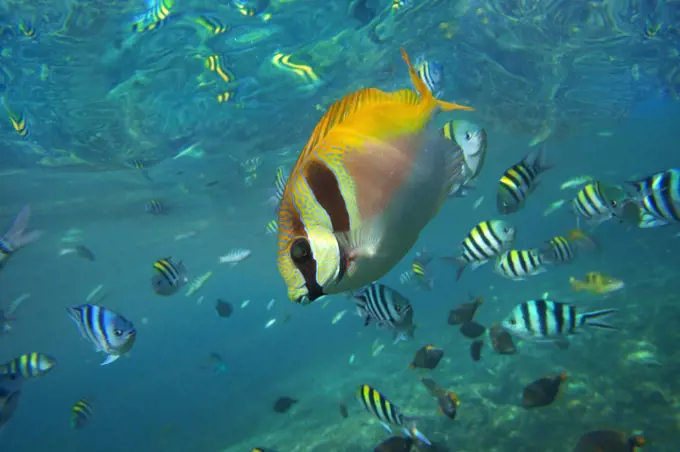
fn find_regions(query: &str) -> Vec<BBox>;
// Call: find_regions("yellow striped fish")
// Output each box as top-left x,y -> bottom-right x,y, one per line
194,16 -> 229,36
131,0 -> 174,33
205,55 -> 236,84
0,352 -> 57,378
356,384 -> 431,445
70,398 -> 93,429
497,148 -> 552,214
442,220 -> 516,280
276,48 -> 473,303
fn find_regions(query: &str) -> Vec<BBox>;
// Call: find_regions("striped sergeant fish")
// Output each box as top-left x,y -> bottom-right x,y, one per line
131,0 -> 175,33
501,299 -> 617,341
70,398 -> 93,429
539,229 -> 598,265
66,304 -> 136,366
151,257 -> 187,296
145,200 -> 167,215
442,220 -> 516,280
266,166 -> 288,211
623,168 -> 680,228
497,148 -> 552,214
356,384 -> 431,446
0,352 -> 56,379
352,283 -> 415,343
572,182 -> 629,227
414,56 -> 443,97
0,205 -> 43,269
276,48 -> 473,304
495,249 -> 546,280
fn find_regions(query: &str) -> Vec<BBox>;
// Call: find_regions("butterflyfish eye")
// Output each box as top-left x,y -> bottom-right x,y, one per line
611,200 -> 617,207
465,132 -> 472,141
509,319 -> 516,325
114,329 -> 123,337
290,238 -> 312,264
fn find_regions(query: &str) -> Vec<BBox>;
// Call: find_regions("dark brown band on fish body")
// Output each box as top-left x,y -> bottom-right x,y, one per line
304,160 -> 350,232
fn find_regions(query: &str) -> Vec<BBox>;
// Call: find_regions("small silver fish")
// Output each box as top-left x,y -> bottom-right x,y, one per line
218,248 -> 251,265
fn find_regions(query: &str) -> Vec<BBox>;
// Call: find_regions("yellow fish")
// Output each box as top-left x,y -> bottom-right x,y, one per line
569,272 -> 624,294
276,48 -> 473,303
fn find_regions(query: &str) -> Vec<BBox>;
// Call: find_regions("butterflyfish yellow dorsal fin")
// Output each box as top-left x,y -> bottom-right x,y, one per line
400,48 -> 474,113
299,87 -> 421,160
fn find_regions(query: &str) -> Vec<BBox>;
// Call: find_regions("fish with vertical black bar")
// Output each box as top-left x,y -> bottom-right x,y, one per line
497,147 -> 552,214
66,304 -> 136,366
356,384 -> 431,445
501,299 -> 617,342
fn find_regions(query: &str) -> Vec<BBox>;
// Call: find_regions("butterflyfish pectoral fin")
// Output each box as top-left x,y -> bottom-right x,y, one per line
335,215 -> 387,275
100,354 -> 120,366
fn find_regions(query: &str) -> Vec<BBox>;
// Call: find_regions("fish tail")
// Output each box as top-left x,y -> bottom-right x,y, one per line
569,277 -> 583,292
440,256 -> 467,280
638,211 -> 668,228
3,205 -> 30,245
568,229 -> 601,253
525,146 -> 553,173
403,418 -> 432,446
579,308 -> 618,330
400,48 -> 473,112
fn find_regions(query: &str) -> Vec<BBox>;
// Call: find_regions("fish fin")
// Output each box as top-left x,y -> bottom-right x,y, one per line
379,422 -> 393,434
4,205 -> 43,248
3,205 -> 30,242
469,261 -> 487,271
400,48 -> 473,113
524,146 -> 553,174
403,419 -> 432,446
297,87 -> 419,161
440,143 -> 469,206
100,354 -> 120,366
638,211 -> 669,228
440,256 -> 468,280
335,217 -> 385,272
569,277 -> 583,292
579,309 -> 618,330
393,332 -> 408,344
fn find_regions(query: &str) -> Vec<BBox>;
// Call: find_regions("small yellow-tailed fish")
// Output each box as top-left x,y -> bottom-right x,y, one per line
5,105 -> 28,138
570,272 -> 624,295
276,48 -> 473,303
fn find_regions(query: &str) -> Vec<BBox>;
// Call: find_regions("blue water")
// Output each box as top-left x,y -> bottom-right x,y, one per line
2,0 -> 680,451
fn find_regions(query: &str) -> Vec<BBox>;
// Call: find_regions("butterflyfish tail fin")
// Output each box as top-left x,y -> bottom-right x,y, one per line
400,48 -> 474,112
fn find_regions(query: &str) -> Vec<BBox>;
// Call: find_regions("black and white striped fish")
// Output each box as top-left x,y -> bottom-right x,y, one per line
540,229 -> 598,265
497,148 -> 552,214
356,384 -> 431,446
266,166 -> 288,212
624,168 -> 680,228
144,200 -> 167,215
572,182 -> 629,227
442,220 -> 516,280
66,304 -> 136,366
352,283 -> 415,343
495,249 -> 546,280
501,299 -> 617,340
